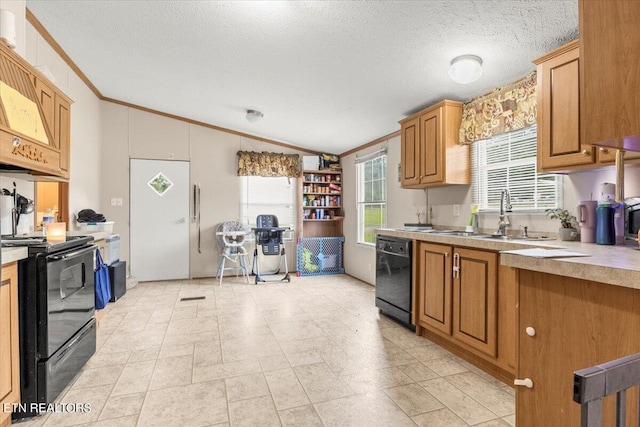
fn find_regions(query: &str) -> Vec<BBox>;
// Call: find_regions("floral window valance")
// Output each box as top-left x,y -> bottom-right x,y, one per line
237,151 -> 300,177
459,71 -> 537,144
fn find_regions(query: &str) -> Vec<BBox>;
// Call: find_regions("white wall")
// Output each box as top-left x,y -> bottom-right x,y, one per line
100,103 -> 307,278
343,136 -> 640,286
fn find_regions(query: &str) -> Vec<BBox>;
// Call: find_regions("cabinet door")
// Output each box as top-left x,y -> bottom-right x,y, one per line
580,0 -> 640,145
517,271 -> 639,427
420,109 -> 443,185
0,263 -> 19,407
537,44 -> 594,170
34,78 -> 56,140
417,242 -> 452,335
56,96 -> 71,175
597,146 -> 640,164
400,117 -> 420,187
452,248 -> 497,357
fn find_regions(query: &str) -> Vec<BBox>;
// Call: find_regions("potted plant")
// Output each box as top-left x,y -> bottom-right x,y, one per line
546,208 -> 578,241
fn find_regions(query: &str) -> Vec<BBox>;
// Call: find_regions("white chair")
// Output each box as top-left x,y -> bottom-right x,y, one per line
216,221 -> 249,284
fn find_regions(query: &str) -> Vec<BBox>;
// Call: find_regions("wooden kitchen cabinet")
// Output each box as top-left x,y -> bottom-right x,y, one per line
0,262 -> 20,427
415,242 -> 514,382
399,100 -> 469,188
34,77 -> 72,178
517,270 -> 640,427
416,242 -> 452,335
535,39 -> 640,172
0,42 -> 72,179
452,248 -> 497,358
580,0 -> 640,147
535,40 -> 594,171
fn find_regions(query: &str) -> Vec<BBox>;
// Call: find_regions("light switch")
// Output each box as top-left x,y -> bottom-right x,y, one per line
116,198 -> 123,206
110,198 -> 117,206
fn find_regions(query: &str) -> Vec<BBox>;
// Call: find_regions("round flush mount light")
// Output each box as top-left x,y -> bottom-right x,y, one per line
246,109 -> 264,123
448,55 -> 483,84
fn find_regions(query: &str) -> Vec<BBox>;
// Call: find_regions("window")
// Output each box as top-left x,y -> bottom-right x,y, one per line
357,154 -> 387,244
240,176 -> 297,229
471,125 -> 561,211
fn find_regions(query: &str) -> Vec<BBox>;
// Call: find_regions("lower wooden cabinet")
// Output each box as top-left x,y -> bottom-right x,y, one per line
415,242 -> 515,382
517,270 -> 640,427
452,248 -> 497,358
0,262 -> 20,426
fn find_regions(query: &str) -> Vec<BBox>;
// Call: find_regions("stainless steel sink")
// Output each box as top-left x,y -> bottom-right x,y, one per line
429,230 -> 492,238
477,234 -> 553,241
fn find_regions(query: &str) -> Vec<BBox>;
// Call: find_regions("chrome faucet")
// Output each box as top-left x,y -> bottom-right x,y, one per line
496,189 -> 512,236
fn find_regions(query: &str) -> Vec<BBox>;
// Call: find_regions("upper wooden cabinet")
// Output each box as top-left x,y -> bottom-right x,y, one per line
535,40 -> 593,171
399,100 -> 469,188
0,42 -> 72,179
535,39 -> 640,172
0,262 -> 20,427
580,0 -> 640,147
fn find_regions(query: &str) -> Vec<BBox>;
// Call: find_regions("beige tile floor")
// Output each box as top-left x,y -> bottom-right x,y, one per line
17,274 -> 515,427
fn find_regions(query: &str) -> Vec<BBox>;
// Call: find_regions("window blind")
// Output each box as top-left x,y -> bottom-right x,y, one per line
240,176 -> 297,229
471,125 -> 561,211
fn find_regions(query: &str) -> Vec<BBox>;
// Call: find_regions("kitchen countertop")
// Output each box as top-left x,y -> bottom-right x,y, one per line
1,247 -> 28,265
376,228 -> 640,289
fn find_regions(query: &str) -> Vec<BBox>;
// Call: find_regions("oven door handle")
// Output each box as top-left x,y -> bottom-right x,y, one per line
377,249 -> 409,258
47,245 -> 97,261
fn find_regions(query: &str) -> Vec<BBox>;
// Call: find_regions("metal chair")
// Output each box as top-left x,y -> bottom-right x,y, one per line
251,214 -> 290,284
215,221 -> 249,284
573,352 -> 640,426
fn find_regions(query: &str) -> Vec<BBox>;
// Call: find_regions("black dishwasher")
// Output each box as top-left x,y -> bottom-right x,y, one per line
375,236 -> 414,330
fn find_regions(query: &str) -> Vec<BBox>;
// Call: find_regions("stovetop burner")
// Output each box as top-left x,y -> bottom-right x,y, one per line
2,235 -> 94,254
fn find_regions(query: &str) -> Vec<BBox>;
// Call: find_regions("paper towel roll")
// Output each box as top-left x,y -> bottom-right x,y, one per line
0,9 -> 16,49
0,195 -> 13,235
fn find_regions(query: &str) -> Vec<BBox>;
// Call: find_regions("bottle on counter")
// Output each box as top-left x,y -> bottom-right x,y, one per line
596,203 -> 615,245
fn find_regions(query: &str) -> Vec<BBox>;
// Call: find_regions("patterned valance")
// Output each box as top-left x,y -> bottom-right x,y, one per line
237,151 -> 300,177
459,71 -> 537,144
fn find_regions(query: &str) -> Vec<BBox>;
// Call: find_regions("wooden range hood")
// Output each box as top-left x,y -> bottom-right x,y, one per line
0,41 -> 72,180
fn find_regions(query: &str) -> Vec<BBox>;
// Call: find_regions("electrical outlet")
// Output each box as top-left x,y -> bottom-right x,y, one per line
110,198 -> 117,206
116,198 -> 123,206
453,204 -> 460,217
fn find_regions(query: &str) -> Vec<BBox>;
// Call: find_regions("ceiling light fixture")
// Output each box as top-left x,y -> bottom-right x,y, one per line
448,55 -> 483,84
246,109 -> 264,123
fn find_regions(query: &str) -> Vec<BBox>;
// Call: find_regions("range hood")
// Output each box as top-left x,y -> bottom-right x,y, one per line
0,41 -> 70,180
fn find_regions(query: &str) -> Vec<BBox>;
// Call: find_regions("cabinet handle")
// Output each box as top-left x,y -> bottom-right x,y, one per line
582,149 -> 591,156
514,378 -> 534,388
453,253 -> 460,278
525,327 -> 536,337
599,147 -> 610,154
444,252 -> 448,257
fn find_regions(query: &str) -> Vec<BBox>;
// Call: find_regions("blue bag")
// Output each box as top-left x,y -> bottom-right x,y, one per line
94,250 -> 111,309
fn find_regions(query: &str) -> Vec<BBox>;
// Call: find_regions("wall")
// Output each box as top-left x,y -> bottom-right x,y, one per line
100,103 -> 307,278
0,6 -> 102,234
342,136 -> 640,286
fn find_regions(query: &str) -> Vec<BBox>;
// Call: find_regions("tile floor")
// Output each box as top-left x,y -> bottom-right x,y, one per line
17,274 -> 515,427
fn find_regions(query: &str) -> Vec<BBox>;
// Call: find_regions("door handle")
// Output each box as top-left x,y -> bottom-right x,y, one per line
452,253 -> 460,278
514,378 -> 534,388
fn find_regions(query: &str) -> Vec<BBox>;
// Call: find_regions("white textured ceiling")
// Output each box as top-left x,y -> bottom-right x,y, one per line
26,1 -> 578,154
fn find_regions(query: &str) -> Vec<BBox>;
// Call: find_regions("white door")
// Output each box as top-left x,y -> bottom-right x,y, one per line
130,159 -> 190,281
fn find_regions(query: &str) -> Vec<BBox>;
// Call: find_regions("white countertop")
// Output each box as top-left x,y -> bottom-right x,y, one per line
376,228 -> 640,289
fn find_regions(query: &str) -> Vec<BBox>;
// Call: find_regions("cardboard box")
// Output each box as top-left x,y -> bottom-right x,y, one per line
303,155 -> 320,171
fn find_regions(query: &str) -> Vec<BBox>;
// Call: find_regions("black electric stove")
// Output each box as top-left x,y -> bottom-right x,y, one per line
6,234 -> 97,420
